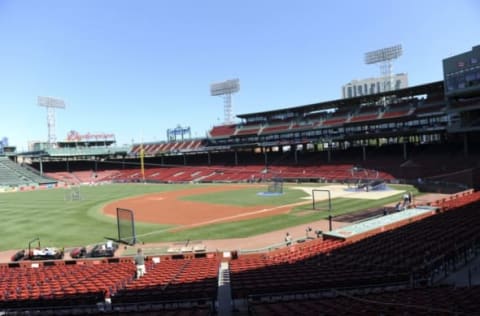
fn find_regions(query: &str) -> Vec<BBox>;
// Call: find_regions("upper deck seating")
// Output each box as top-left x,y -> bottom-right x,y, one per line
209,124 -> 236,138
235,124 -> 261,136
260,123 -> 291,134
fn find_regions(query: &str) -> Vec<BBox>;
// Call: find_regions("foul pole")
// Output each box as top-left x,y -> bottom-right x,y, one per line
140,143 -> 145,181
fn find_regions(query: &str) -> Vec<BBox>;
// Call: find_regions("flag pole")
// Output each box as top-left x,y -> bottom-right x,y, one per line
140,133 -> 145,182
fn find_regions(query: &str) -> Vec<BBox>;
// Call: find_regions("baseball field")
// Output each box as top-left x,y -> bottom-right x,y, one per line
0,182 -> 416,251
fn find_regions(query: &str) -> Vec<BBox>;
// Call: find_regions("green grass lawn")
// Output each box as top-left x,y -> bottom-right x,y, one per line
0,183 -> 192,251
0,183 -> 419,251
180,186 -> 310,206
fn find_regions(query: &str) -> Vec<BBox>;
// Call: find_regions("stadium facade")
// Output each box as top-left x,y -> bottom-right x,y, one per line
443,44 -> 480,98
2,45 -> 480,191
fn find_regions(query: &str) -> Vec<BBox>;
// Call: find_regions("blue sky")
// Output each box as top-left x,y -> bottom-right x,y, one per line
0,0 -> 479,150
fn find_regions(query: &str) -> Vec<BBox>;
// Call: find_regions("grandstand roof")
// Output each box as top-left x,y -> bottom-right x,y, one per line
237,81 -> 444,119
16,146 -> 129,158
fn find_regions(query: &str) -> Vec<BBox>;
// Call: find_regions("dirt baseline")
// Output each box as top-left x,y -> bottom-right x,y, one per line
103,185 -> 299,229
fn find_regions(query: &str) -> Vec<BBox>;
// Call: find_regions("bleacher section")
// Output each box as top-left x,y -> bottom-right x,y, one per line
320,116 -> 348,127
260,123 -> 291,135
290,121 -> 316,131
203,98 -> 450,139
348,105 -> 382,123
44,140 -> 480,189
229,192 -> 480,301
381,99 -> 416,119
129,140 -> 205,157
45,172 -> 81,185
209,124 -> 236,138
0,191 -> 479,314
0,257 -> 219,314
234,124 -> 261,136
348,113 -> 379,123
99,163 -> 394,184
46,170 -> 119,185
0,157 -> 56,187
111,257 -> 220,305
0,260 -> 132,311
248,285 -> 480,315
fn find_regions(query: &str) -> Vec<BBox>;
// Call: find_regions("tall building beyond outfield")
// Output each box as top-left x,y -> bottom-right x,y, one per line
342,73 -> 408,98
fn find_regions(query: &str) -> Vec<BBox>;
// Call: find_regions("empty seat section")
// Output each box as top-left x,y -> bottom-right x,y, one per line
231,195 -> 480,298
209,124 -> 236,138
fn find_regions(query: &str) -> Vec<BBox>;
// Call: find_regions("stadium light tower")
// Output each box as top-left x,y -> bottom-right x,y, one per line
37,96 -> 66,144
365,44 -> 403,92
210,78 -> 240,124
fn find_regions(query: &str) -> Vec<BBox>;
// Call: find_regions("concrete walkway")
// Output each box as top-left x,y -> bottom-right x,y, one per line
217,261 -> 233,316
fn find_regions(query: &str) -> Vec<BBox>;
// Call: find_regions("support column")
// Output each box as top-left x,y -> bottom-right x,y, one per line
463,133 -> 469,158
294,147 -> 298,164
327,146 -> 331,163
234,151 -> 238,166
207,152 -> 211,166
264,148 -> 268,167
362,145 -> 366,161
39,157 -> 43,176
403,142 -> 407,161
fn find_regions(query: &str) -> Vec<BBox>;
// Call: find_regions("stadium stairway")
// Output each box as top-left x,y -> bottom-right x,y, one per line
217,261 -> 233,315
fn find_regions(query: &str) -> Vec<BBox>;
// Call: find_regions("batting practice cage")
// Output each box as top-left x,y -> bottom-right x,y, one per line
116,208 -> 137,245
267,177 -> 284,194
64,185 -> 82,201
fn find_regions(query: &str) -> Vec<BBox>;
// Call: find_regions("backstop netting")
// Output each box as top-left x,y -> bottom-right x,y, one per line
116,208 -> 137,245
267,178 -> 284,194
312,189 -> 332,211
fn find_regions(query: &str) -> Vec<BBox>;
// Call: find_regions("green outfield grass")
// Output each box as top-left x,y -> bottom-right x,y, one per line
0,183 -> 192,251
0,183 -> 418,251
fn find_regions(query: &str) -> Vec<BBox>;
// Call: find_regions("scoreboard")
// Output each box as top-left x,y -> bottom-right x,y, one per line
443,45 -> 480,98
